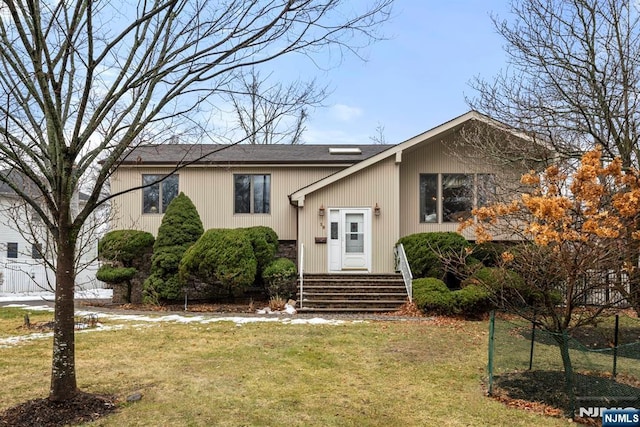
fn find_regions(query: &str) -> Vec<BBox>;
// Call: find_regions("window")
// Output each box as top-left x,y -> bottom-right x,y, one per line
32,243 -> 43,259
419,174 -> 495,223
7,242 -> 18,258
234,174 -> 270,214
419,174 -> 438,223
143,174 -> 179,214
477,174 -> 496,208
442,174 -> 473,222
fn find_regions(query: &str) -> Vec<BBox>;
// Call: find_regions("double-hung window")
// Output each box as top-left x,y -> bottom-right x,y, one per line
142,174 -> 179,214
234,174 -> 271,214
7,242 -> 18,258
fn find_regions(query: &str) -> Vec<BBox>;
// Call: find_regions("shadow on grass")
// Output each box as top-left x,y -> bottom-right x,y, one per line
493,370 -> 640,416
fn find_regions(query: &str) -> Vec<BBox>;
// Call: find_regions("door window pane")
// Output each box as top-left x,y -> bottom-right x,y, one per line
345,214 -> 364,253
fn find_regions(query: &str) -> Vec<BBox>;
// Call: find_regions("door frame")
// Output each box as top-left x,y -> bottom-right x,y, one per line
327,208 -> 372,273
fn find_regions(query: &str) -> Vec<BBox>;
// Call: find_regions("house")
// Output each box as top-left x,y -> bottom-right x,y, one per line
0,170 -> 102,294
109,111 -> 529,309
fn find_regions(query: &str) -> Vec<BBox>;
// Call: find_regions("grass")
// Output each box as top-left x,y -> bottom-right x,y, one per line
0,308 -> 572,426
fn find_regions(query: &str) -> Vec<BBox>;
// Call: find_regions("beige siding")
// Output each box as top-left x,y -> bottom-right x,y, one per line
110,165 -> 340,240
298,156 -> 399,274
399,133 -> 494,239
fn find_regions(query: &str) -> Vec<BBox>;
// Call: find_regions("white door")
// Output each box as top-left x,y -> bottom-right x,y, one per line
328,209 -> 371,272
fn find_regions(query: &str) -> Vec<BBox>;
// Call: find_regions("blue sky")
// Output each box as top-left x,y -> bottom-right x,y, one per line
297,1 -> 511,145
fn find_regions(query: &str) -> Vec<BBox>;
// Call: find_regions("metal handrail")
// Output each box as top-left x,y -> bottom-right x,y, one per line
395,243 -> 413,302
298,243 -> 304,309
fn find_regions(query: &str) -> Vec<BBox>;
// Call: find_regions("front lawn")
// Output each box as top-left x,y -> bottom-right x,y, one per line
0,308 -> 569,426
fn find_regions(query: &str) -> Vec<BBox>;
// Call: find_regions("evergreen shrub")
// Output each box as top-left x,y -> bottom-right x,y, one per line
263,258 -> 297,299
397,232 -> 471,284
179,228 -> 257,296
144,192 -> 203,302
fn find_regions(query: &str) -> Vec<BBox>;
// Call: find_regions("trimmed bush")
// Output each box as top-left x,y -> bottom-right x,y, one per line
453,284 -> 493,318
397,232 -> 471,284
144,192 -> 204,302
263,258 -> 297,299
98,230 -> 155,264
179,228 -> 257,296
412,277 -> 456,315
245,226 -> 279,283
97,230 -> 154,303
96,265 -> 137,284
413,277 -> 494,317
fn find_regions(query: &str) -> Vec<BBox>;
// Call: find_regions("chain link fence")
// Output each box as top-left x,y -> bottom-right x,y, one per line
487,311 -> 640,419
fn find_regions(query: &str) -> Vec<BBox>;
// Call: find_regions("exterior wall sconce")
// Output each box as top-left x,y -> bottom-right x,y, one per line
374,203 -> 381,216
318,204 -> 325,216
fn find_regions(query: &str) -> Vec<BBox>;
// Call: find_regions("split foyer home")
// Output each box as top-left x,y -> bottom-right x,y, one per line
109,111 -> 527,309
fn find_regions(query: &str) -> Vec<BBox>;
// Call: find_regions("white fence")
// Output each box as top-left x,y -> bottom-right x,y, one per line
0,257 -> 106,294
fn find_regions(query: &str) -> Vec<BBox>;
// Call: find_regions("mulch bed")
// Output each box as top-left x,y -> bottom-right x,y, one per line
0,391 -> 117,427
491,370 -> 640,425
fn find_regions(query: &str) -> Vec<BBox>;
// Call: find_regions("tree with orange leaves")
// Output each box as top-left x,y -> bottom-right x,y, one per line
460,147 -> 640,411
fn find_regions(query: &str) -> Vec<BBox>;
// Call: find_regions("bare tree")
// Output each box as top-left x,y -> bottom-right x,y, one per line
0,0 -> 393,402
369,121 -> 388,144
226,67 -> 327,144
467,0 -> 640,314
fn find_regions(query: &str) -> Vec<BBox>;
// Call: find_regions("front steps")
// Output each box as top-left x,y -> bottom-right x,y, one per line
297,274 -> 408,313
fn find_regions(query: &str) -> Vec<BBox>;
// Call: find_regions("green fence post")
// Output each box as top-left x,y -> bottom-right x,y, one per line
488,310 -> 495,396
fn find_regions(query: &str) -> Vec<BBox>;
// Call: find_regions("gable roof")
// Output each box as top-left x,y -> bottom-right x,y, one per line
119,144 -> 394,166
288,111 -> 534,206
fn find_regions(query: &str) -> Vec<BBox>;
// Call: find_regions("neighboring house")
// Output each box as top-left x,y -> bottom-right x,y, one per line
0,170 -> 102,293
110,111 -> 525,279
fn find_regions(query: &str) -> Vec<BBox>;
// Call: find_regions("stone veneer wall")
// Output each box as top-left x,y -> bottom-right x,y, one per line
276,240 -> 297,266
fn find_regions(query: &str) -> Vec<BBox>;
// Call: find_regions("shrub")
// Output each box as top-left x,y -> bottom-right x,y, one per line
412,277 -> 456,315
97,230 -> 154,303
263,258 -> 297,299
397,232 -> 471,284
96,265 -> 137,284
462,266 -> 528,307
413,277 -> 494,317
179,228 -> 257,296
144,193 -> 204,302
453,284 -> 493,318
245,226 -> 279,283
98,230 -> 155,264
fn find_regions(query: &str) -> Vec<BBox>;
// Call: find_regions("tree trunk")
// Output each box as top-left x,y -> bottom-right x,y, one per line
554,332 -> 576,418
49,226 -> 78,401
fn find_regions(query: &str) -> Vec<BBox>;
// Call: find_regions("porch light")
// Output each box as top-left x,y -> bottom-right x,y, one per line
319,204 -> 325,216
374,203 -> 381,216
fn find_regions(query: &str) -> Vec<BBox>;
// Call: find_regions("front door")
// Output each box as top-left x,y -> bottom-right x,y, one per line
328,208 -> 371,272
